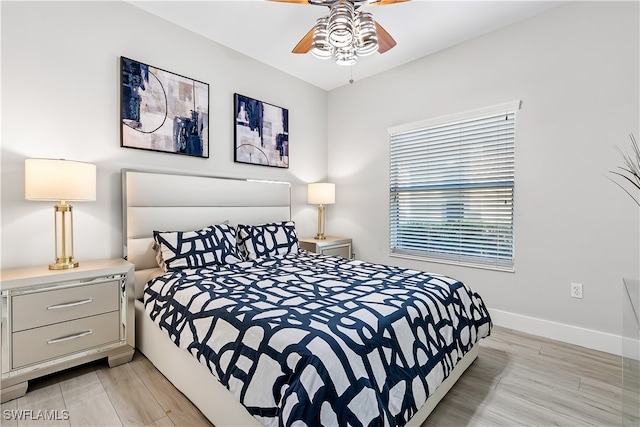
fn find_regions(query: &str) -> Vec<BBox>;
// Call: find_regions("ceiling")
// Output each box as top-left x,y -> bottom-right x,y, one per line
128,0 -> 564,91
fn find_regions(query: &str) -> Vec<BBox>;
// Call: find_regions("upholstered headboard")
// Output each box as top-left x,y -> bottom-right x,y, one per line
122,169 -> 291,298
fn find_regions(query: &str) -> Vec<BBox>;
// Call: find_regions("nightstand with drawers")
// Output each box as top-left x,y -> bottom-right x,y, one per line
0,258 -> 135,402
299,236 -> 352,259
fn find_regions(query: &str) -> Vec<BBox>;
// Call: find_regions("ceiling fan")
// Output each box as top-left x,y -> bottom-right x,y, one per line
269,0 -> 410,65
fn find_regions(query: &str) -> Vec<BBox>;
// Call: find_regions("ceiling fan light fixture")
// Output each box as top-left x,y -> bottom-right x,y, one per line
355,11 -> 378,56
335,46 -> 357,66
311,16 -> 333,59
328,0 -> 355,48
279,0 -> 401,63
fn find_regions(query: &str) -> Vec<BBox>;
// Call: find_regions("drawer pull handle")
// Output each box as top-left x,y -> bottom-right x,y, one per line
47,298 -> 93,310
47,330 -> 93,344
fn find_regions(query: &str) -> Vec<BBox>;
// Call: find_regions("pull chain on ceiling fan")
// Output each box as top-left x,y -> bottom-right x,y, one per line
270,0 -> 410,65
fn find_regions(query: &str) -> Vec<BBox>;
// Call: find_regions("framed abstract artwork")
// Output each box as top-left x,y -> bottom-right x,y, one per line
234,93 -> 289,168
121,57 -> 209,158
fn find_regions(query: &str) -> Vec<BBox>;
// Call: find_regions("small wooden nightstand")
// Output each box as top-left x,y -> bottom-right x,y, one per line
299,236 -> 352,259
0,258 -> 135,403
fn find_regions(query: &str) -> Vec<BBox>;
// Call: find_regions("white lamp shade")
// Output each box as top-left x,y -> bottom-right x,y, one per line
308,183 -> 335,205
25,158 -> 97,201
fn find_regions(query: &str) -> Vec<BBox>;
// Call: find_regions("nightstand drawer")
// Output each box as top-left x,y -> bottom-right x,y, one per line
299,237 -> 352,259
12,311 -> 120,369
321,245 -> 351,258
12,280 -> 119,332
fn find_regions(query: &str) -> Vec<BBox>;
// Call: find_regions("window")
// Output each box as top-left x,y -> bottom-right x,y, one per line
389,101 -> 520,271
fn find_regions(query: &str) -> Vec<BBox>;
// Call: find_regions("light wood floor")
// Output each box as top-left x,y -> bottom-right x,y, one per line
1,326 -> 622,426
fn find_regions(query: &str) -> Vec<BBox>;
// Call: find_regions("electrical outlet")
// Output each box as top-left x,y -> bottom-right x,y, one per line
571,283 -> 583,299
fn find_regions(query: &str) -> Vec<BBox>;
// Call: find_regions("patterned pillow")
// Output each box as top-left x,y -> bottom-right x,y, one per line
153,224 -> 243,271
237,221 -> 299,260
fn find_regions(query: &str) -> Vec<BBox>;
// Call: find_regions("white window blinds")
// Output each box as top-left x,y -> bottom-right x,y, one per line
389,101 -> 521,270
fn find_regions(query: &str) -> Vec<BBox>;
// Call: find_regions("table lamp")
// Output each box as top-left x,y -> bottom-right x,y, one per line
307,182 -> 335,240
25,158 -> 97,270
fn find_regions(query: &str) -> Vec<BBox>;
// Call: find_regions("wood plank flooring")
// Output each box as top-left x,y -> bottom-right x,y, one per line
1,326 -> 623,426
425,327 -> 622,426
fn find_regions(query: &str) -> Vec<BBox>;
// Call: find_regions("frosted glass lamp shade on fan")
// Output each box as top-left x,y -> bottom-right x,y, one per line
308,183 -> 335,240
25,158 -> 97,270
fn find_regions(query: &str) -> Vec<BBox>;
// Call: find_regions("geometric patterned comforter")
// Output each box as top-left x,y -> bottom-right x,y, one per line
144,252 -> 492,427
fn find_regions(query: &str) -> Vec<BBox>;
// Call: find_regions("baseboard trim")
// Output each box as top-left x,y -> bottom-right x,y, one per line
489,308 -> 622,356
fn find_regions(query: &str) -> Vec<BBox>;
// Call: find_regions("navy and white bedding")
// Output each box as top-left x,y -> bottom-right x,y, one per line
144,252 -> 492,427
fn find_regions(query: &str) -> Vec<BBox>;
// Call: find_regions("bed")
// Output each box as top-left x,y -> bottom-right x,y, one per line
123,169 -> 492,427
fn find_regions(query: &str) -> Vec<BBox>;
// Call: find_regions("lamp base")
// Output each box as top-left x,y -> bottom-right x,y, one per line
50,203 -> 79,270
315,205 -> 327,241
49,258 -> 79,270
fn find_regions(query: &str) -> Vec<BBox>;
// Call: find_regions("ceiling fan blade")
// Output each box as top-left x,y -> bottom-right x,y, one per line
375,21 -> 397,53
267,0 -> 312,4
368,0 -> 411,5
292,26 -> 315,54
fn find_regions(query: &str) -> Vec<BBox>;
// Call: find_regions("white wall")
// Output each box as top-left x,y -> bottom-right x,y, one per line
1,1 -> 328,269
327,1 -> 640,354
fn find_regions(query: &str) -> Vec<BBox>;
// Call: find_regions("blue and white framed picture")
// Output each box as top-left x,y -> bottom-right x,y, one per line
234,93 -> 289,168
121,57 -> 209,158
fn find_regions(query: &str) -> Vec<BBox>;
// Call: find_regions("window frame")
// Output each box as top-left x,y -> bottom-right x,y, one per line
388,100 -> 521,272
